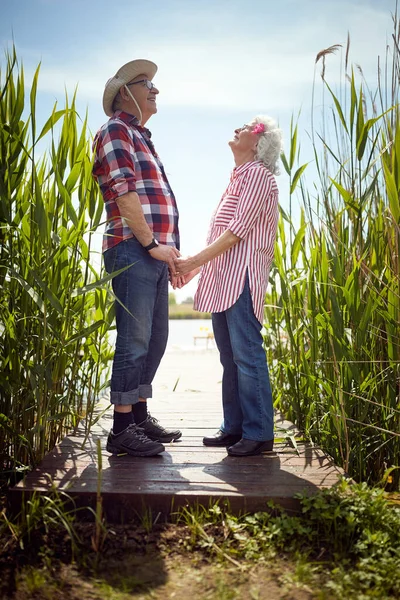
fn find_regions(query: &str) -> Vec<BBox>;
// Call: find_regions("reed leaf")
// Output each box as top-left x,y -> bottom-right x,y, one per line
0,47 -> 112,476
266,24 -> 400,489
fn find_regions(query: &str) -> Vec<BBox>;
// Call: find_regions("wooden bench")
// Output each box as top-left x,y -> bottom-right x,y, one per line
193,331 -> 215,349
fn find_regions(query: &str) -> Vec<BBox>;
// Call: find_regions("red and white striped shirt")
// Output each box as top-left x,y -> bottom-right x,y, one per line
194,160 -> 279,324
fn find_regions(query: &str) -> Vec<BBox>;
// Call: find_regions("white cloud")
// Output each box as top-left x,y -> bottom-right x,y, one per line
23,0 -> 393,113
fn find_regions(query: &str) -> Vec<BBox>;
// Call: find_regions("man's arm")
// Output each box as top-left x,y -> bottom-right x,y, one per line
116,192 -> 180,271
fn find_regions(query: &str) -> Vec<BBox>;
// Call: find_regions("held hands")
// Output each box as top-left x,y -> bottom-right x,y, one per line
148,243 -> 180,273
173,256 -> 197,276
170,256 -> 201,289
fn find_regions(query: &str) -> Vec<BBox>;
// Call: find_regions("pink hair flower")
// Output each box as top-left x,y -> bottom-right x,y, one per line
252,123 -> 265,134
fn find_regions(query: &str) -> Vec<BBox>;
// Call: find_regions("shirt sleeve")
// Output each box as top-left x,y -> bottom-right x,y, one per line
227,168 -> 274,239
95,121 -> 137,198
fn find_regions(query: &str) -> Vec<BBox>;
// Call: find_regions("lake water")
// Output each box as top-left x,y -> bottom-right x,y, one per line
108,318 -> 268,352
107,318 -> 215,353
167,318 -> 215,352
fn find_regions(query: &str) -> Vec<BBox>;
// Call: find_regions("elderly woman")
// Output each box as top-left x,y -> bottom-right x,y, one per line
174,116 -> 282,456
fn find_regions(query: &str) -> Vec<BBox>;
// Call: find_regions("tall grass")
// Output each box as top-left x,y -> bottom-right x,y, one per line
266,23 -> 400,488
0,48 -> 113,479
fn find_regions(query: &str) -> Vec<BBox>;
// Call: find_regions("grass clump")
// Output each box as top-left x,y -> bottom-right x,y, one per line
176,479 -> 400,598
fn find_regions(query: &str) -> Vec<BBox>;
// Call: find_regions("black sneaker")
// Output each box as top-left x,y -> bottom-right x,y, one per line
106,424 -> 165,457
138,413 -> 182,443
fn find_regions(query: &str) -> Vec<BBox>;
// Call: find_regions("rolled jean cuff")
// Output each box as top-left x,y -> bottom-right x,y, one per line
139,384 -> 152,399
110,389 -> 140,405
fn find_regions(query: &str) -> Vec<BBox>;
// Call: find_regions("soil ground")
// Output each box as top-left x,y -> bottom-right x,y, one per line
0,521 -> 320,600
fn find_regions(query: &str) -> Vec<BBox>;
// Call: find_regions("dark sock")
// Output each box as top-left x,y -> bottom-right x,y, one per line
132,401 -> 148,424
113,411 -> 134,435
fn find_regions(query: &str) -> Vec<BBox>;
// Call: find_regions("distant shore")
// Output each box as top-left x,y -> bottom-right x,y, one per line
169,304 -> 211,319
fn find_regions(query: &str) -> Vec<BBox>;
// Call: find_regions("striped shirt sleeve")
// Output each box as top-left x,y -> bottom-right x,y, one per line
227,167 -> 273,239
96,121 -> 137,198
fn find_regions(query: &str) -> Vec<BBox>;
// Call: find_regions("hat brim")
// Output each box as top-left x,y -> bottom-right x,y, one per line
103,59 -> 158,117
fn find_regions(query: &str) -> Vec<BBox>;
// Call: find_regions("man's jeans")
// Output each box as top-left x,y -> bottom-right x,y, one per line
212,275 -> 274,441
103,238 -> 169,405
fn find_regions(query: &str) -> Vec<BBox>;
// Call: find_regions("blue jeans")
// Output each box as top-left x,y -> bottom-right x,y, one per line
103,238 -> 169,405
211,275 -> 274,441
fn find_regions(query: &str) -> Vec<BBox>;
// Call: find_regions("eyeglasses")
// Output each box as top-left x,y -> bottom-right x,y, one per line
237,124 -> 250,132
126,79 -> 155,91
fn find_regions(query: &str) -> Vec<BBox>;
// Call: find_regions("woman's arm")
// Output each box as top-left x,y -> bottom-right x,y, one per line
174,229 -> 240,275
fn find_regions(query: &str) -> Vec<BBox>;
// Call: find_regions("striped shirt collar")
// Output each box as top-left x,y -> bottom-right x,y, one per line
230,160 -> 263,182
233,160 -> 263,177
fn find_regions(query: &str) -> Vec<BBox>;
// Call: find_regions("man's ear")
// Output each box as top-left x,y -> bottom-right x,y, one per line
120,84 -> 129,101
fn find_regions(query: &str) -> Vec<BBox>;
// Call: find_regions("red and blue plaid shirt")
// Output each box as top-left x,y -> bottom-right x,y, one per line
92,110 -> 180,253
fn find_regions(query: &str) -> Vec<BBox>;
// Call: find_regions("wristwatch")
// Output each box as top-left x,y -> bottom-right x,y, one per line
143,238 -> 159,251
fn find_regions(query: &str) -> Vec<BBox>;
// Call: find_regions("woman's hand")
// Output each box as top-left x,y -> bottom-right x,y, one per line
174,256 -> 198,276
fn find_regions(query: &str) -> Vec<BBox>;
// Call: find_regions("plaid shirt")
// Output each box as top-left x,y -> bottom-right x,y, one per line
92,110 -> 180,253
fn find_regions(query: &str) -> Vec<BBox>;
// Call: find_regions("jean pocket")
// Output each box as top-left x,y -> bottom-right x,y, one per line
103,245 -> 118,274
103,240 -> 131,274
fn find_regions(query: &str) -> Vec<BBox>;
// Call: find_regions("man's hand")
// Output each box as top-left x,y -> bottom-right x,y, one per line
169,272 -> 186,289
149,244 -> 181,272
176,268 -> 200,288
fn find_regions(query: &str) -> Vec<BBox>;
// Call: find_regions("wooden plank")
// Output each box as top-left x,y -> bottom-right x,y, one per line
41,439 -> 331,458
35,452 -> 339,470
20,465 -> 341,485
31,450 -> 341,473
11,478 -> 331,496
25,446 -> 341,481
10,349 -> 348,520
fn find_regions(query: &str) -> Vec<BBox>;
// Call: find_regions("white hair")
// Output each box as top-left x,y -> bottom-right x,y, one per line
253,115 -> 283,175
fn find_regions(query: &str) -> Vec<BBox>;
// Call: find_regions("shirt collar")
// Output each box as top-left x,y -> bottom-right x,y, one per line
112,110 -> 152,138
232,160 -> 262,178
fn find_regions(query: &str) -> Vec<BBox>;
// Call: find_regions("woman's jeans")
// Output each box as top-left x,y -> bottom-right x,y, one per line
212,275 -> 274,441
103,238 -> 169,405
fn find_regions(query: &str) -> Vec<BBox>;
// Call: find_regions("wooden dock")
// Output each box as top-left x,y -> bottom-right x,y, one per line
10,349 -> 346,520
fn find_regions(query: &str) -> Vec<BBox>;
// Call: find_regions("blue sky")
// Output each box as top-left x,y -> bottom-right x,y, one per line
1,0 -> 396,300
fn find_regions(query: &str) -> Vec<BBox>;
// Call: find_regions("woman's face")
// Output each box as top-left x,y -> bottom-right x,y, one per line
229,122 -> 258,154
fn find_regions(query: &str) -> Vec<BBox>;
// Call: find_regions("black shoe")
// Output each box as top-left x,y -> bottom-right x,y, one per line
227,438 -> 274,456
138,413 -> 182,443
203,430 -> 242,447
106,424 -> 165,457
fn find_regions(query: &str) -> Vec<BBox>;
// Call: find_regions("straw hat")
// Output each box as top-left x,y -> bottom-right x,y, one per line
102,59 -> 158,116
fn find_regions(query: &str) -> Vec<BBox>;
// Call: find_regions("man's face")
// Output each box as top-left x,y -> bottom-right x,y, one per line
123,73 -> 159,121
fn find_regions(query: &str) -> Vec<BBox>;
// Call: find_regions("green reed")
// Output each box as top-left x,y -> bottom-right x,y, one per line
0,48 -> 114,478
265,25 -> 400,488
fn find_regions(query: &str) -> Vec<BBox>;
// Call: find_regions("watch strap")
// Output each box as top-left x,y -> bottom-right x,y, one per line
143,238 -> 159,251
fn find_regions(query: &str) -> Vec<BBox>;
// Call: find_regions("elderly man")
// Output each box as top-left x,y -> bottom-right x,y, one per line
92,59 -> 182,457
